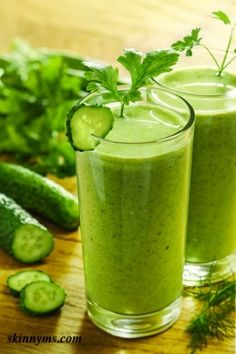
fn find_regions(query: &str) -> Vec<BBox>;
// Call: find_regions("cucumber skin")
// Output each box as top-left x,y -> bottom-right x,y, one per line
7,270 -> 52,296
66,101 -> 85,151
0,163 -> 79,230
66,102 -> 111,151
0,193 -> 54,262
20,281 -> 66,316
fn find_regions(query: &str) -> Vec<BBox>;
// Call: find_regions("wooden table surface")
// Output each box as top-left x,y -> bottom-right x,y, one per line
0,1 -> 235,353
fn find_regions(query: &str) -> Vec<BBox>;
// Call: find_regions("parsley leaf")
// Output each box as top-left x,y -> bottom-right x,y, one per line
118,49 -> 179,107
171,28 -> 202,56
212,10 -> 231,25
84,62 -> 120,99
85,48 -> 179,116
117,49 -> 142,84
118,49 -> 179,90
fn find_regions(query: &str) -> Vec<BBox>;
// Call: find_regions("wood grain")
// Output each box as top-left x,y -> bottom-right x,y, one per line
0,0 -> 235,353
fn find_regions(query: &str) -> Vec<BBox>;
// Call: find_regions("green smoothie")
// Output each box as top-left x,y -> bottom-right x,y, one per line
76,101 -> 193,315
158,67 -> 236,264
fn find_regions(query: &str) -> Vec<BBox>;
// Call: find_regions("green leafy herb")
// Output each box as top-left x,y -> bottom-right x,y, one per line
0,39 -> 91,177
85,63 -> 120,98
212,10 -> 231,25
84,49 -> 179,116
171,28 -> 202,56
185,277 -> 236,354
171,10 -> 236,76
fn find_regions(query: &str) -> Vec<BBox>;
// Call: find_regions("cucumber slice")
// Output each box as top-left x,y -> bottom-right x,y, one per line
12,224 -> 54,263
66,104 -> 114,151
7,270 -> 51,296
0,193 -> 54,263
20,281 -> 66,315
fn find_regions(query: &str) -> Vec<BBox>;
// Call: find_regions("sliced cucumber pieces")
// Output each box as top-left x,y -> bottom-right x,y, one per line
7,270 -> 51,296
7,270 -> 66,316
66,104 -> 114,151
20,281 -> 66,315
0,193 -> 54,263
12,224 -> 54,263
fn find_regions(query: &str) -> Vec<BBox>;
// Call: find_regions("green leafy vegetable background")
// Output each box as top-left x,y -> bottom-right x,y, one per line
0,39 -> 90,177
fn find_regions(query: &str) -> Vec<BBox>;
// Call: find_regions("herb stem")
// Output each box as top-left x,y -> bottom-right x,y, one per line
221,55 -> 236,71
201,44 -> 221,71
218,24 -> 236,76
120,102 -> 125,117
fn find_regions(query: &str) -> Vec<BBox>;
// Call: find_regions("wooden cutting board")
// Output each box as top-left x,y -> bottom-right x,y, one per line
0,176 -> 234,354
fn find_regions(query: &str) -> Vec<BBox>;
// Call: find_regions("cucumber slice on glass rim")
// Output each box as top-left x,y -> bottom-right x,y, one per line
66,104 -> 114,151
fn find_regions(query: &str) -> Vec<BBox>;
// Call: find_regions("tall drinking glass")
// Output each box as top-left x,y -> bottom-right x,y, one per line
155,49 -> 236,285
76,87 -> 194,337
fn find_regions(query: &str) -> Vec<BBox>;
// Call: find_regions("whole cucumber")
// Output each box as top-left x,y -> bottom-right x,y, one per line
0,163 -> 79,230
0,193 -> 54,263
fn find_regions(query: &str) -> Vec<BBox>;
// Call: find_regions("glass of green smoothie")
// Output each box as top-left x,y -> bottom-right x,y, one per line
155,48 -> 236,286
68,86 -> 194,338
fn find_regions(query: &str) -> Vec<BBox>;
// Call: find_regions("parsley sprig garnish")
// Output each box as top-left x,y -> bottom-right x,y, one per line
172,10 -> 236,76
184,275 -> 236,354
84,49 -> 179,116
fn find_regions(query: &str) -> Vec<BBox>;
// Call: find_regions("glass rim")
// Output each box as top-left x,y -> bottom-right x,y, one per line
79,86 -> 195,146
154,47 -> 236,99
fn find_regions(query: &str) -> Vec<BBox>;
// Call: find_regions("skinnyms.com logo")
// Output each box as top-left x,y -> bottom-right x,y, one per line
7,333 -> 82,345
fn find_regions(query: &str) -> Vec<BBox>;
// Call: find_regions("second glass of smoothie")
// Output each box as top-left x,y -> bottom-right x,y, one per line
156,49 -> 236,285
75,87 -> 194,337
